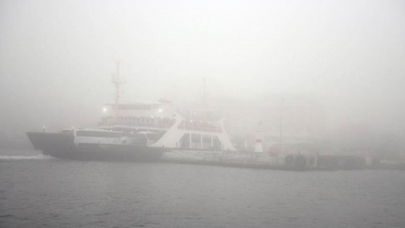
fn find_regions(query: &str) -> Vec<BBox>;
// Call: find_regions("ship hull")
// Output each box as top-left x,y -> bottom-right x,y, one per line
26,132 -> 166,162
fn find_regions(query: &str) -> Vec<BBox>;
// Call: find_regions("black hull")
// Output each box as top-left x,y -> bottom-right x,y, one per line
26,132 -> 167,162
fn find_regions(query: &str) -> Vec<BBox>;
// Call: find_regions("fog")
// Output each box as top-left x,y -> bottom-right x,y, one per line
2,2 -> 405,226
1,0 -> 405,148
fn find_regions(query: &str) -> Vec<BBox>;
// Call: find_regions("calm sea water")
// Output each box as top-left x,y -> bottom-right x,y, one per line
1,149 -> 405,228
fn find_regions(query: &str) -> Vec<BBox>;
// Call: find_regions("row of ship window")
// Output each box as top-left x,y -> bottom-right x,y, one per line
101,116 -> 222,132
178,120 -> 221,132
112,104 -> 161,110
116,117 -> 175,124
107,117 -> 220,127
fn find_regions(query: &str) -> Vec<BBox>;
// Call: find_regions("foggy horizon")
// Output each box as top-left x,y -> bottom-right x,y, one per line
2,2 -> 405,228
1,0 -> 404,138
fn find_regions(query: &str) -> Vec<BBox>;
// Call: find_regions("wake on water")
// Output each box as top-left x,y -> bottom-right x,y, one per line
0,154 -> 53,161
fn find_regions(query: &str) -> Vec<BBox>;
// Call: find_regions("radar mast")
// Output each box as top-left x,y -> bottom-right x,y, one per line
112,61 -> 126,120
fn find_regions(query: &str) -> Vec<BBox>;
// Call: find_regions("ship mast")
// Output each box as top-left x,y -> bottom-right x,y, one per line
112,61 -> 125,120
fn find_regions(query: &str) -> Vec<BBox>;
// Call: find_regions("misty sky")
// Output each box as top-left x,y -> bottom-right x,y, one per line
1,0 -> 404,134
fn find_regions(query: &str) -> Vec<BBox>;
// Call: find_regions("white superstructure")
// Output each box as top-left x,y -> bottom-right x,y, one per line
99,100 -> 236,151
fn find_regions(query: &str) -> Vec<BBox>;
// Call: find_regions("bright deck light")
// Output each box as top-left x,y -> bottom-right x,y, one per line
102,107 -> 108,112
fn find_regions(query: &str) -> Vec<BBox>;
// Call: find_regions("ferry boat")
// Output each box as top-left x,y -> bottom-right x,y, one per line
27,63 -> 236,161
27,100 -> 236,161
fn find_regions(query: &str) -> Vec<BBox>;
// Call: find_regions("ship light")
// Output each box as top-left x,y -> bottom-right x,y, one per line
158,109 -> 163,112
103,107 -> 108,113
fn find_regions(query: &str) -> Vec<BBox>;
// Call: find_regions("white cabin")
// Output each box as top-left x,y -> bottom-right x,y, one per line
98,101 -> 236,151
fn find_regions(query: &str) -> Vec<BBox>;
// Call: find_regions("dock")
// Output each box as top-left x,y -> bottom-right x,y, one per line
160,150 -> 377,171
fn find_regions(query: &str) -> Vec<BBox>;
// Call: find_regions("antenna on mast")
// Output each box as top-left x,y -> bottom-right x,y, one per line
112,61 -> 125,120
